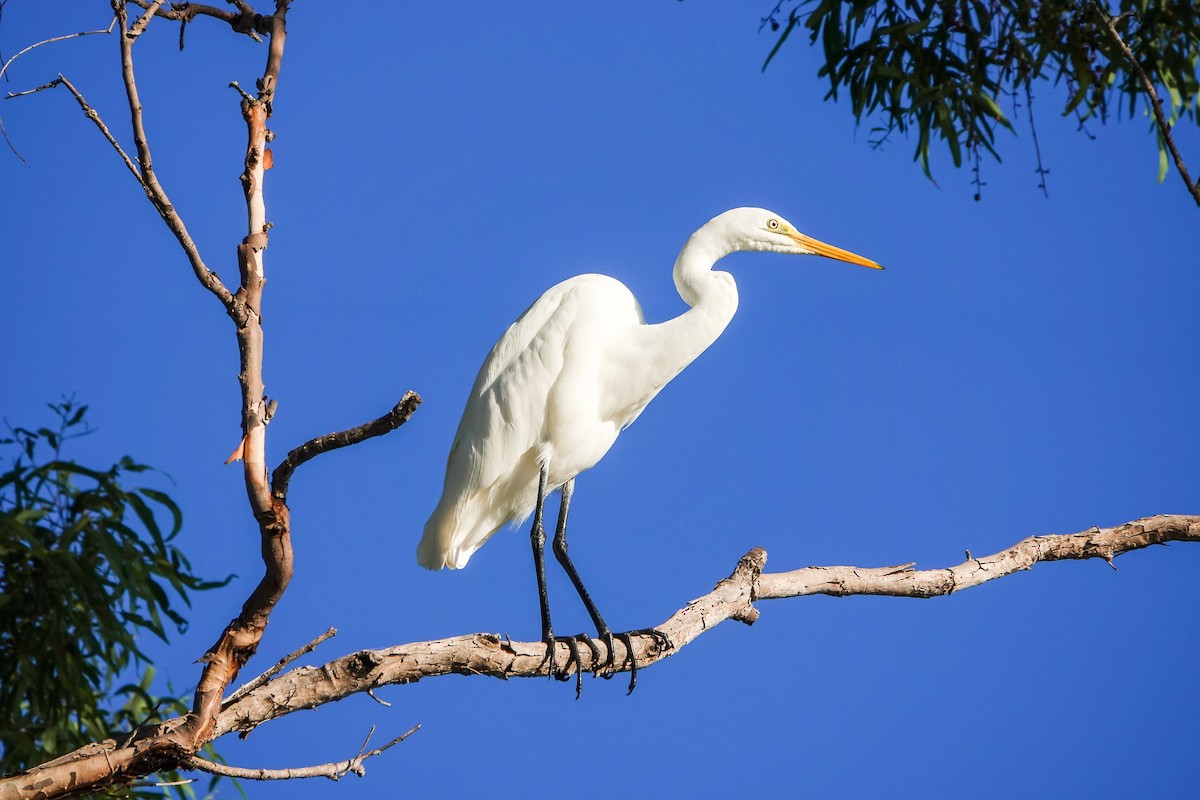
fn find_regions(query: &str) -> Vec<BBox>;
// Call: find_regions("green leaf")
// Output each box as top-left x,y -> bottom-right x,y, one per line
1,402 -> 227,791
763,9 -> 799,72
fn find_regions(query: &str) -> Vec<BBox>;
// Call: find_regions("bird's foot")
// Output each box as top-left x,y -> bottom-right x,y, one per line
540,633 -> 603,699
598,628 -> 673,694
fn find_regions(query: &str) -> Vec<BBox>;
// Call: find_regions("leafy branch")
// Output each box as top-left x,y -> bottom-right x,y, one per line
762,0 -> 1200,198
0,400 -> 231,798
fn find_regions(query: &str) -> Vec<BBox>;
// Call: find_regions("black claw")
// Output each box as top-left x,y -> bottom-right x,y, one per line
630,627 -> 673,653
540,634 -> 594,696
616,628 -> 673,694
614,631 -> 638,694
567,635 -> 603,697
559,633 -> 583,690
575,633 -> 602,668
542,628 -> 673,694
538,632 -> 557,679
597,630 -> 616,676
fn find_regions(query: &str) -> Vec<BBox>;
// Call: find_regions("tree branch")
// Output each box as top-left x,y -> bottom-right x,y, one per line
125,0 -> 163,40
13,74 -> 142,182
127,0 -> 267,40
1094,4 -> 1200,208
271,391 -> 423,502
111,1 -> 234,307
209,514 -> 1198,738
182,0 -> 293,758
2,514 -> 1193,799
222,627 -> 337,709
183,725 -> 419,781
0,17 -> 116,164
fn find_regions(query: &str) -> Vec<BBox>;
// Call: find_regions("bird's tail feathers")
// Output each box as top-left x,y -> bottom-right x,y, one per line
417,496 -> 500,570
417,501 -> 458,570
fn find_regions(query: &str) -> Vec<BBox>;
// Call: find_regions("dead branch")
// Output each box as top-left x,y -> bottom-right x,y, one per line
180,0 -> 293,758
125,0 -> 163,40
222,627 -> 337,709
127,0 -> 265,40
756,513 -> 1197,598
183,725 -> 419,781
2,513 -> 1193,800
0,7 -> 293,798
16,74 -> 142,182
206,514 -> 1198,739
1094,3 -> 1200,207
0,16 -> 116,164
110,0 -> 234,307
271,391 -> 423,502
0,18 -> 115,86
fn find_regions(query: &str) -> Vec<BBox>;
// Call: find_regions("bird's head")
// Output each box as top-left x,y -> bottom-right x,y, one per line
713,207 -> 884,270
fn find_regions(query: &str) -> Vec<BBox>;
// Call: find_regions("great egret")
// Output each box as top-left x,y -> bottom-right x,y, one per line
419,207 -> 882,690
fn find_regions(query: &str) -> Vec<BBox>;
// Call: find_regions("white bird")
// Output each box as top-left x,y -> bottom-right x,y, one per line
419,207 -> 882,689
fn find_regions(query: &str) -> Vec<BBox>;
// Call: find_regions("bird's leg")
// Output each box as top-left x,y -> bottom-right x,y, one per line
550,481 -> 674,692
531,462 -> 584,686
550,478 -> 611,673
531,462 -> 559,678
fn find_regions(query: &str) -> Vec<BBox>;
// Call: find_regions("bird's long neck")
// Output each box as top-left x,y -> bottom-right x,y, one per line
636,227 -> 740,383
672,227 -> 734,311
603,225 -> 741,425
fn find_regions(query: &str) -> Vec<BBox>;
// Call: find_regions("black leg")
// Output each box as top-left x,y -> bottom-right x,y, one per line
551,480 -> 612,634
532,463 -> 585,687
530,463 -> 557,677
551,478 -> 623,676
540,476 -> 674,694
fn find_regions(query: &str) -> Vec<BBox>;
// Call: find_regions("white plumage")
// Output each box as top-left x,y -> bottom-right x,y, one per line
419,207 -> 881,574
417,207 -> 881,687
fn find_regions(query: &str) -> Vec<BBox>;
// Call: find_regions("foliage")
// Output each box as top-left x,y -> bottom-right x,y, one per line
0,400 -> 230,797
762,0 -> 1200,185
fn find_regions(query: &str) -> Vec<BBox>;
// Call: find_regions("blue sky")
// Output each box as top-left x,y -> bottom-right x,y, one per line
3,2 -> 1198,798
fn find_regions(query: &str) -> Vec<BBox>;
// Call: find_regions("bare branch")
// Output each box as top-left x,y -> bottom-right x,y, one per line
181,0 -> 295,764
6,78 -> 63,98
2,514 -> 1193,799
757,513 -> 1198,599
125,0 -> 165,41
209,514 -> 1198,739
0,17 -> 116,86
127,0 -> 263,40
21,75 -> 142,182
222,627 -> 337,709
271,391 -> 423,502
24,3 -> 234,307
1093,4 -> 1200,208
182,725 -> 420,781
108,2 -> 234,306
0,15 -> 116,164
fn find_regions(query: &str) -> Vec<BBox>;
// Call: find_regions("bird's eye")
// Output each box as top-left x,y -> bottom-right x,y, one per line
767,219 -> 780,230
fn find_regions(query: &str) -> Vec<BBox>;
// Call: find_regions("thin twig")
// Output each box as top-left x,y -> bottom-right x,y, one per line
1093,3 -> 1200,207
182,725 -> 420,781
1024,78 -> 1050,198
0,16 -> 116,164
222,627 -> 337,709
271,391 -> 423,501
15,75 -> 142,181
0,17 -> 116,86
109,1 -> 234,306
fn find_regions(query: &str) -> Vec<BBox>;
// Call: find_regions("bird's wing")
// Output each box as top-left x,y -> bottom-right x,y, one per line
420,277 -> 592,568
461,279 -> 582,489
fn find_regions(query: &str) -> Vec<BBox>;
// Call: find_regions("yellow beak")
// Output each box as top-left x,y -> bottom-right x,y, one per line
787,230 -> 884,270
